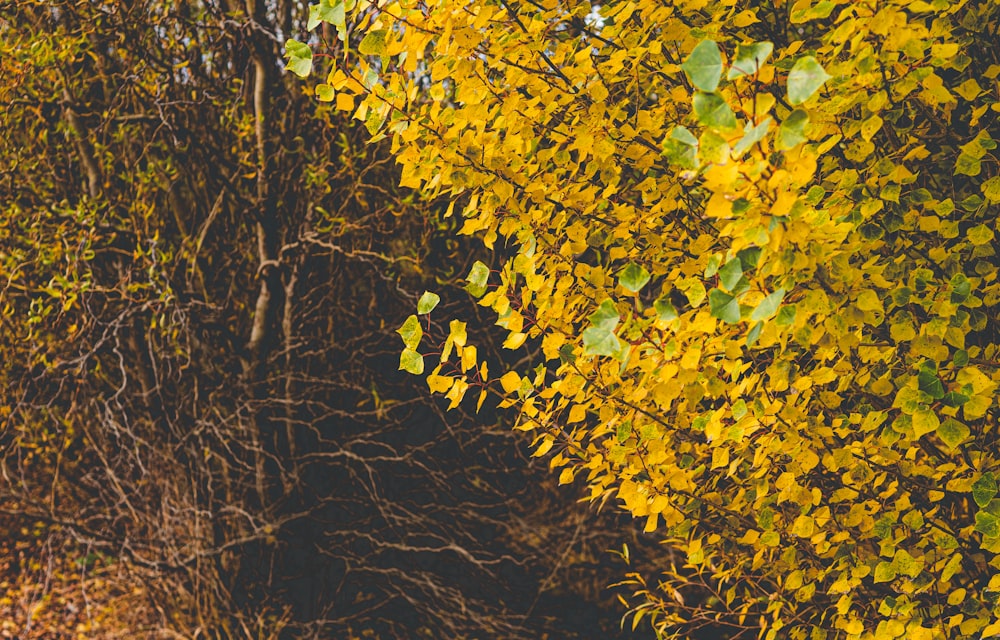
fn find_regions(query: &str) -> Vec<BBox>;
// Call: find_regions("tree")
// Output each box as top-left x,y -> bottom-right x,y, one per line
0,1 -> 658,637
296,0 -> 1000,637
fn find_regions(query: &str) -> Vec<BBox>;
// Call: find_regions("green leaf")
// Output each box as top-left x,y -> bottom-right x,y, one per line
584,300 -> 623,358
417,291 -> 440,314
717,258 -> 743,291
399,347 -> 424,374
683,280 -> 707,307
311,0 -> 345,34
787,56 -> 830,105
941,391 -> 971,407
617,421 -> 632,443
937,418 -> 970,451
873,561 -> 896,583
466,261 -> 490,297
699,129 -> 730,164
693,92 -> 738,130
654,295 -> 678,322
974,473 -> 997,508
955,153 -> 981,177
284,39 -> 313,78
308,4 -> 322,31
670,125 -> 699,146
582,327 -> 622,357
954,349 -> 970,367
975,511 -> 999,537
733,117 -> 772,155
316,84 -> 335,102
917,368 -> 945,400
681,40 -> 722,92
737,247 -> 761,270
777,109 -> 809,149
619,263 -> 651,293
950,273 -> 971,303
776,304 -> 797,326
358,29 -> 388,56
728,42 -> 773,79
662,126 -> 699,169
589,299 -> 620,331
709,289 -> 741,324
746,320 -> 763,347
396,314 -> 423,349
751,288 -> 785,322
704,254 -> 722,278
365,108 -> 386,135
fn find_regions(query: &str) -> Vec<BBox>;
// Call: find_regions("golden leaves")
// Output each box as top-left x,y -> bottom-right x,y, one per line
335,0 -> 1000,636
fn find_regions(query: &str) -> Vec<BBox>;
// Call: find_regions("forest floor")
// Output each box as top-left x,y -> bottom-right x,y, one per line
0,518 -> 155,639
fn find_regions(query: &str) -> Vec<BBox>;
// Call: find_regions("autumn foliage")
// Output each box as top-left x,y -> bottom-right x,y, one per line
295,0 -> 1000,637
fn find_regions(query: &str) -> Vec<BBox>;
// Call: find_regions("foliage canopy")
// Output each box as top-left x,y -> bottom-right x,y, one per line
298,0 -> 1000,637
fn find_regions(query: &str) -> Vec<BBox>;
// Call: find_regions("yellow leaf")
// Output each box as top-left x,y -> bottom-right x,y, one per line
533,436 -> 554,457
427,374 -> 454,394
499,371 -> 521,393
860,115 -> 883,142
449,319 -> 468,346
558,467 -> 574,485
643,512 -> 658,533
445,378 -> 469,409
336,92 -> 355,111
712,446 -> 730,469
503,331 -> 527,349
460,344 -> 477,372
912,408 -> 940,438
982,620 -> 1000,637
856,290 -> 884,313
792,515 -> 815,537
567,404 -> 587,423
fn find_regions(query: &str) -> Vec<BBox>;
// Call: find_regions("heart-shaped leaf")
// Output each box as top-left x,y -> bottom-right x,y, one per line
619,263 -> 651,293
681,40 -> 722,92
589,299 -> 620,331
717,258 -> 743,291
709,289 -> 741,324
728,41 -> 773,79
417,291 -> 440,314
396,314 -> 423,349
787,56 -> 830,105
693,92 -> 738,130
974,473 -> 998,508
777,109 -> 810,149
284,39 -> 313,78
399,348 -> 424,374
466,261 -> 490,297
751,288 -> 785,322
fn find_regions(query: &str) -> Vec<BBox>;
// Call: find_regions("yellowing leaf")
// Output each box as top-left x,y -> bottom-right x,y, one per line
787,56 -> 830,105
912,408 -> 940,438
792,515 -> 814,537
